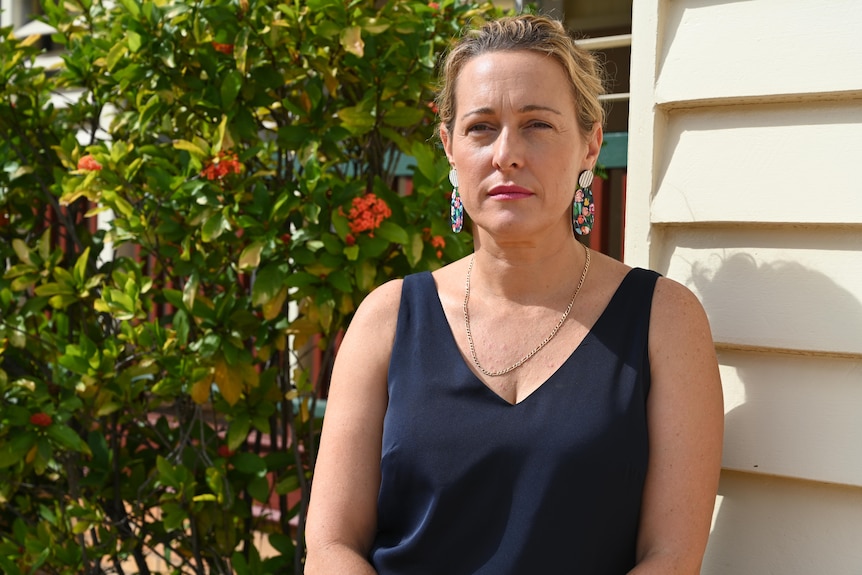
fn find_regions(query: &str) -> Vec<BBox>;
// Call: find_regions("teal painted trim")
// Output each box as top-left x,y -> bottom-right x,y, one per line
393,153 -> 417,177
599,132 -> 628,169
292,398 -> 327,419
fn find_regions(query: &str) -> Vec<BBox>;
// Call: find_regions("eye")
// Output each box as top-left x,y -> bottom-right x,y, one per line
465,123 -> 493,134
527,120 -> 553,130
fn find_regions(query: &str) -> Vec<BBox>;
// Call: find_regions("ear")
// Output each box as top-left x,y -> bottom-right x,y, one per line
439,124 -> 455,165
584,125 -> 603,169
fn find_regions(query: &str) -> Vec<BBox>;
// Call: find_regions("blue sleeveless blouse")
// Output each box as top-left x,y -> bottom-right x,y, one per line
370,267 -> 660,574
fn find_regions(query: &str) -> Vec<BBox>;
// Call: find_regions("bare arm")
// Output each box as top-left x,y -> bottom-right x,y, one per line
305,280 -> 402,575
629,278 -> 724,574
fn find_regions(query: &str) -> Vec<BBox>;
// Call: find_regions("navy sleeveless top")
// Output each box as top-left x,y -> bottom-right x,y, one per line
371,267 -> 660,574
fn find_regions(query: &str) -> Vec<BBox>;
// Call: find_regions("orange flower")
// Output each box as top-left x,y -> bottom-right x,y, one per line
77,155 -> 102,171
345,193 -> 392,237
431,235 -> 445,258
201,151 -> 243,181
30,413 -> 52,427
212,42 -> 234,55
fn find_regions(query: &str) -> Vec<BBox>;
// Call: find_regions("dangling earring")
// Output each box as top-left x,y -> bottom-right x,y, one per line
449,168 -> 463,233
573,169 -> 594,236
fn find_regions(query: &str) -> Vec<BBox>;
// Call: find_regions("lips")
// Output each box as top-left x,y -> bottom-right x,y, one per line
488,185 -> 533,199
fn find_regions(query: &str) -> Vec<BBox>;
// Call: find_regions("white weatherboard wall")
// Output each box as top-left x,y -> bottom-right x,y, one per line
628,0 -> 862,573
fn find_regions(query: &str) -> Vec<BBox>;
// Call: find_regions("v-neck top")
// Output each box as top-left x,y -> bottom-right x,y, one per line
370,267 -> 661,574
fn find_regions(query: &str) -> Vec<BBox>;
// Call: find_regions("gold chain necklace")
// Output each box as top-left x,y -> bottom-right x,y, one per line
463,243 -> 591,377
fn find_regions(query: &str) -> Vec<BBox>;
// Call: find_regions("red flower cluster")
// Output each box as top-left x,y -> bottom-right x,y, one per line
30,413 -> 52,427
212,42 -> 234,55
346,193 -> 392,237
217,444 -> 235,458
428,2 -> 440,11
431,235 -> 445,258
201,151 -> 243,181
77,155 -> 102,172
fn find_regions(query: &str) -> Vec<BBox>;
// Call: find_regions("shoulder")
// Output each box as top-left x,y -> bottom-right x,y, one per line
650,275 -> 711,338
355,277 -> 404,317
342,278 -> 404,351
647,275 -> 719,388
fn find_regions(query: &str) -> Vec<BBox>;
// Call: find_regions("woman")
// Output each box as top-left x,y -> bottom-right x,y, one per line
306,14 -> 723,574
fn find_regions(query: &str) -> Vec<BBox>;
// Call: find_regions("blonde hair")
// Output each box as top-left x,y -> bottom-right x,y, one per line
436,14 -> 605,140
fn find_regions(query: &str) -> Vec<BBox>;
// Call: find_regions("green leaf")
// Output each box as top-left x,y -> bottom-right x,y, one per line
73,247 -> 90,286
48,294 -> 78,310
275,473 -> 300,495
383,106 -> 425,128
161,502 -> 187,531
47,424 -> 91,454
58,353 -> 92,375
0,431 -> 37,469
182,273 -> 199,311
201,212 -> 229,242
34,282 -> 73,297
344,245 -> 360,261
232,452 -> 266,477
337,105 -> 375,135
3,263 -> 37,279
127,30 -> 142,52
106,42 -> 128,72
238,241 -> 264,271
109,193 -> 136,218
221,70 -> 243,109
355,259 -> 376,292
0,556 -> 22,575
407,231 -> 424,267
161,288 -> 184,309
156,456 -> 180,489
375,221 -> 409,244
117,0 -> 141,18
340,26 -> 364,57
227,413 -> 250,451
232,552 -> 249,575
192,493 -> 218,503
251,265 -> 286,307
12,239 -> 31,265
247,475 -> 270,502
411,140 -> 439,182
173,309 -> 190,345
327,269 -> 352,293
235,27 -> 250,74
284,272 -> 318,288
173,139 -> 209,159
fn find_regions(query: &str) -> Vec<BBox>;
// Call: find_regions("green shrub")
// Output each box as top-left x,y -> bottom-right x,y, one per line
0,0 -> 507,572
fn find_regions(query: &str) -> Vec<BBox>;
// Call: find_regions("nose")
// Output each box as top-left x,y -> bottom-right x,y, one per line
491,127 -> 524,171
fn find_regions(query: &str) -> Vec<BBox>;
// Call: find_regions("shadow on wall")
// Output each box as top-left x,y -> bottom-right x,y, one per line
690,252 -> 862,355
688,253 -> 862,574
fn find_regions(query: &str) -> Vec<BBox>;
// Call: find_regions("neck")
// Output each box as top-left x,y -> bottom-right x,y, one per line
469,234 -> 589,304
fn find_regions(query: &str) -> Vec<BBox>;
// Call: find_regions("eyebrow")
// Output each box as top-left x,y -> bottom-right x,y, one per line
460,104 -> 563,122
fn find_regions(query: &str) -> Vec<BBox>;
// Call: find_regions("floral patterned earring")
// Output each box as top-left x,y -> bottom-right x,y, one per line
573,169 -> 594,236
449,168 -> 463,233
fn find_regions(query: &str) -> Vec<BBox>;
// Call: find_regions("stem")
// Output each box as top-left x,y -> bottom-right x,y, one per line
108,413 -> 152,575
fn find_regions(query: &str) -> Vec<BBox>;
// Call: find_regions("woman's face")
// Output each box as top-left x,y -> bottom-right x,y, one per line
441,50 -> 601,244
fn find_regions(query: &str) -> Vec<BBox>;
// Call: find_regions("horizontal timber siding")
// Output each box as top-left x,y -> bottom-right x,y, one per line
629,0 -> 862,572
